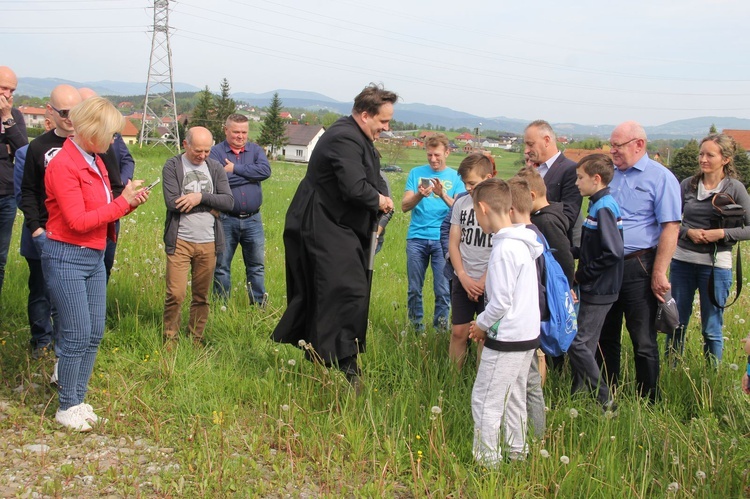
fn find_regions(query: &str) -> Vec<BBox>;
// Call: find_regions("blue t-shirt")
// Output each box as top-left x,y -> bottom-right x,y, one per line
405,164 -> 465,240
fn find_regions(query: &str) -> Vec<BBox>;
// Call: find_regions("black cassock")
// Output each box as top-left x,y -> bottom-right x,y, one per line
273,116 -> 387,364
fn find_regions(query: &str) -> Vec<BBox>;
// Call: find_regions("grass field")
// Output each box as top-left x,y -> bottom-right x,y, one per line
0,145 -> 749,497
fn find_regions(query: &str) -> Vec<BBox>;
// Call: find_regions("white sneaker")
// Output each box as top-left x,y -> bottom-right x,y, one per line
80,403 -> 108,424
50,360 -> 59,385
55,405 -> 92,432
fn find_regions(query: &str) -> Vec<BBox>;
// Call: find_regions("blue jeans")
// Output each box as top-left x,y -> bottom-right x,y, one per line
42,239 -> 107,411
667,259 -> 731,362
406,238 -> 450,329
213,213 -> 266,304
104,220 -> 120,282
25,257 -> 54,349
0,194 -> 17,298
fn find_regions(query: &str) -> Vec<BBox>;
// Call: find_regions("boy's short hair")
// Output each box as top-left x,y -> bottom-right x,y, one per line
507,176 -> 533,215
577,153 -> 614,185
472,178 -> 511,215
514,166 -> 547,197
458,153 -> 494,179
424,133 -> 450,151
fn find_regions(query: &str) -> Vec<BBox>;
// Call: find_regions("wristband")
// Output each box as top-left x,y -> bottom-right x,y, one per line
747,356 -> 750,375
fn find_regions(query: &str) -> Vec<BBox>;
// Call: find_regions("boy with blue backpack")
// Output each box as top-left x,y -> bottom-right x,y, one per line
569,154 -> 623,410
508,175 -> 576,440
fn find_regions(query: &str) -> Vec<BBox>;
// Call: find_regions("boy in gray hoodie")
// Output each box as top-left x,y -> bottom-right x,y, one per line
469,178 -> 543,465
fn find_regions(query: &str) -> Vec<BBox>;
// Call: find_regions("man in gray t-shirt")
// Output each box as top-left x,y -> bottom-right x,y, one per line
162,127 -> 234,346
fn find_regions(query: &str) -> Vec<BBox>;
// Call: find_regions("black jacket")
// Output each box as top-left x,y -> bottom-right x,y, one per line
543,153 -> 582,244
531,202 -> 575,286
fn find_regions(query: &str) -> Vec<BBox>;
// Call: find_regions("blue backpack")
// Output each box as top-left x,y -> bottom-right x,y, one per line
537,237 -> 578,356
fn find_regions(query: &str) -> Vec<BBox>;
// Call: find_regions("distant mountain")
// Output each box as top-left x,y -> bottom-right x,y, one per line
15,79 -> 750,139
17,77 -> 201,99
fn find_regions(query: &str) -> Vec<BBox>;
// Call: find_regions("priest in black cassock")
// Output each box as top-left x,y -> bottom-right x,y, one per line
273,84 -> 398,386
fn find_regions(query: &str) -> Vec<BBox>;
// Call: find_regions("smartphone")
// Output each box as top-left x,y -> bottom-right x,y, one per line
145,178 -> 161,191
420,178 -> 433,189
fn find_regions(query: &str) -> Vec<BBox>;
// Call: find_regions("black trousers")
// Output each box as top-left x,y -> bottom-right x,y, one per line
597,252 -> 660,402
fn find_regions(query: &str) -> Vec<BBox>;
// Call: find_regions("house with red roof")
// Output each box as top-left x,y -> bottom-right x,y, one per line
18,106 -> 47,128
120,119 -> 140,145
723,129 -> 750,151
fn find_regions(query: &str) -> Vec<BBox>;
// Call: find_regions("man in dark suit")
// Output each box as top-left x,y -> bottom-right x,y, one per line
273,84 -> 397,389
524,120 -> 582,245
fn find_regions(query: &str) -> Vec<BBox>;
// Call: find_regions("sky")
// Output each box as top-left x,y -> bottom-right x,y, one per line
3,0 -> 750,126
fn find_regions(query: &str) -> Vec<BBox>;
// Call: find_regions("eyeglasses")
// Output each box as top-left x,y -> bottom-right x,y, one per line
609,138 -> 638,150
49,104 -> 70,119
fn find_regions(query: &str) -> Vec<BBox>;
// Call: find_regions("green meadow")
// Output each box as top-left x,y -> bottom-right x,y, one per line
0,145 -> 748,497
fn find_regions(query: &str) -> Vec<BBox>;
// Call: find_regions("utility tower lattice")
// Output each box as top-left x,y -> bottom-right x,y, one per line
140,0 -> 180,152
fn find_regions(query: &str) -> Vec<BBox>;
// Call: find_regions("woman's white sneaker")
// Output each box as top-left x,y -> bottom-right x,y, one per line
80,403 -> 108,424
55,405 -> 92,432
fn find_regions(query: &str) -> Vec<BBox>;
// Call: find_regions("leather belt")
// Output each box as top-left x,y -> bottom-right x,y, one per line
233,210 -> 259,219
625,247 -> 656,261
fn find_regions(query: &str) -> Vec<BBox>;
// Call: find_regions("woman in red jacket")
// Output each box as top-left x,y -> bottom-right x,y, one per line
43,96 -> 149,431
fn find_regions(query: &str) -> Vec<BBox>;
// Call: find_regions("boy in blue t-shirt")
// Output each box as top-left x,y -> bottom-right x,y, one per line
401,134 -> 464,331
569,153 -> 624,409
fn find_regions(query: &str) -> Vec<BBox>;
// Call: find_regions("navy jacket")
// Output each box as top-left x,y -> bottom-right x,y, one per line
209,140 -> 271,216
573,188 -> 624,304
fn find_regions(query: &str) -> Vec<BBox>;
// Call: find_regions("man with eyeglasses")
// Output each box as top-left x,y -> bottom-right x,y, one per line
523,120 -> 582,245
0,66 -> 28,302
596,121 -> 681,403
19,84 -> 82,362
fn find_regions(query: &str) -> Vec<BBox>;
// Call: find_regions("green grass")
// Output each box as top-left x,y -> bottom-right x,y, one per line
0,145 -> 749,497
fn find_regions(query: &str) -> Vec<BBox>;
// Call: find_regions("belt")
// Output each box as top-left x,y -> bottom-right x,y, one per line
625,247 -> 656,261
232,210 -> 259,219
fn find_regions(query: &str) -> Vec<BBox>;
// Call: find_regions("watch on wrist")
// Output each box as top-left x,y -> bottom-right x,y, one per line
2,118 -> 15,127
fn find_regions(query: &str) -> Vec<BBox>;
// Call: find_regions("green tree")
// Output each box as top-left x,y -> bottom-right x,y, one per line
213,78 -> 237,142
321,112 -> 340,128
190,86 -> 215,132
257,92 -> 288,159
709,123 -> 718,134
669,139 -> 699,182
734,145 -> 750,186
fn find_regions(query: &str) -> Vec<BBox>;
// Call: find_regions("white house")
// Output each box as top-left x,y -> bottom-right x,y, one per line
17,106 -> 47,128
282,124 -> 325,162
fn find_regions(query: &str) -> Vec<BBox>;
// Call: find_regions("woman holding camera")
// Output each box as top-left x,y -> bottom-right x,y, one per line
43,97 -> 149,431
668,133 -> 750,363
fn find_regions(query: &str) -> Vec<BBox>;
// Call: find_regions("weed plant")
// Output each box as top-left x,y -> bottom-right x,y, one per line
0,145 -> 748,497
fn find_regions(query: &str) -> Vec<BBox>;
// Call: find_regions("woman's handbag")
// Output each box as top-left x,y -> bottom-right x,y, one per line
708,192 -> 745,308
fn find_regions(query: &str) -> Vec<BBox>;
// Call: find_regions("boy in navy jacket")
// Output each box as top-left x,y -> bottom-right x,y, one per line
569,154 -> 624,409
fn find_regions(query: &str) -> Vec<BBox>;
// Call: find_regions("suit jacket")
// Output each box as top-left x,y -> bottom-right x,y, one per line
543,152 -> 582,245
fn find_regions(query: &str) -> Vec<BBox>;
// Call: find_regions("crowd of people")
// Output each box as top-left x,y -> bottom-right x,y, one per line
1,70 -> 749,455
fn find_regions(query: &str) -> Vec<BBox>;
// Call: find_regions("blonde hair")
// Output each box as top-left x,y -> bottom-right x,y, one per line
70,97 -> 124,153
515,166 -> 547,197
507,176 -> 533,215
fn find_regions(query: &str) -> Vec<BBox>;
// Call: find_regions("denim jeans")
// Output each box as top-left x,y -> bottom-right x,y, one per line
31,231 -> 60,353
0,194 -> 17,298
42,239 -> 106,411
667,259 -> 731,362
213,213 -> 265,304
406,238 -> 450,329
104,220 -> 120,282
25,257 -> 53,349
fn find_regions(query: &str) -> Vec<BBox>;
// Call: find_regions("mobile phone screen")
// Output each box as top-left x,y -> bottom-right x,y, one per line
145,178 -> 161,191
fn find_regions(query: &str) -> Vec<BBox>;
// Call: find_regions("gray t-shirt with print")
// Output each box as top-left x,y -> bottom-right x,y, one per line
450,194 -> 493,279
177,155 -> 215,243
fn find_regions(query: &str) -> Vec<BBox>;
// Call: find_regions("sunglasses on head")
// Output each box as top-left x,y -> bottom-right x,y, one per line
49,104 -> 70,119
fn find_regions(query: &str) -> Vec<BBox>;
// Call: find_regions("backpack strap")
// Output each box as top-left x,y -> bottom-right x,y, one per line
708,242 -> 742,309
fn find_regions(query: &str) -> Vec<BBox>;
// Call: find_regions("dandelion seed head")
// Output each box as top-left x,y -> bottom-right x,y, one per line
667,482 -> 679,493
297,339 -> 307,347
695,470 -> 706,480
430,406 -> 442,415
560,455 -> 570,464
569,408 -> 579,418
287,359 -> 296,366
539,449 -> 550,458
220,305 -> 227,312
729,363 -> 739,371
281,404 -> 289,412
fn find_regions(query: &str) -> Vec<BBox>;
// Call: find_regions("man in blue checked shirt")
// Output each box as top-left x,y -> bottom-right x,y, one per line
210,114 -> 271,306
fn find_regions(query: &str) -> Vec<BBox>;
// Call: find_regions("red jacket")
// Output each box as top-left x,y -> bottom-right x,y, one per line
45,138 -> 132,250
